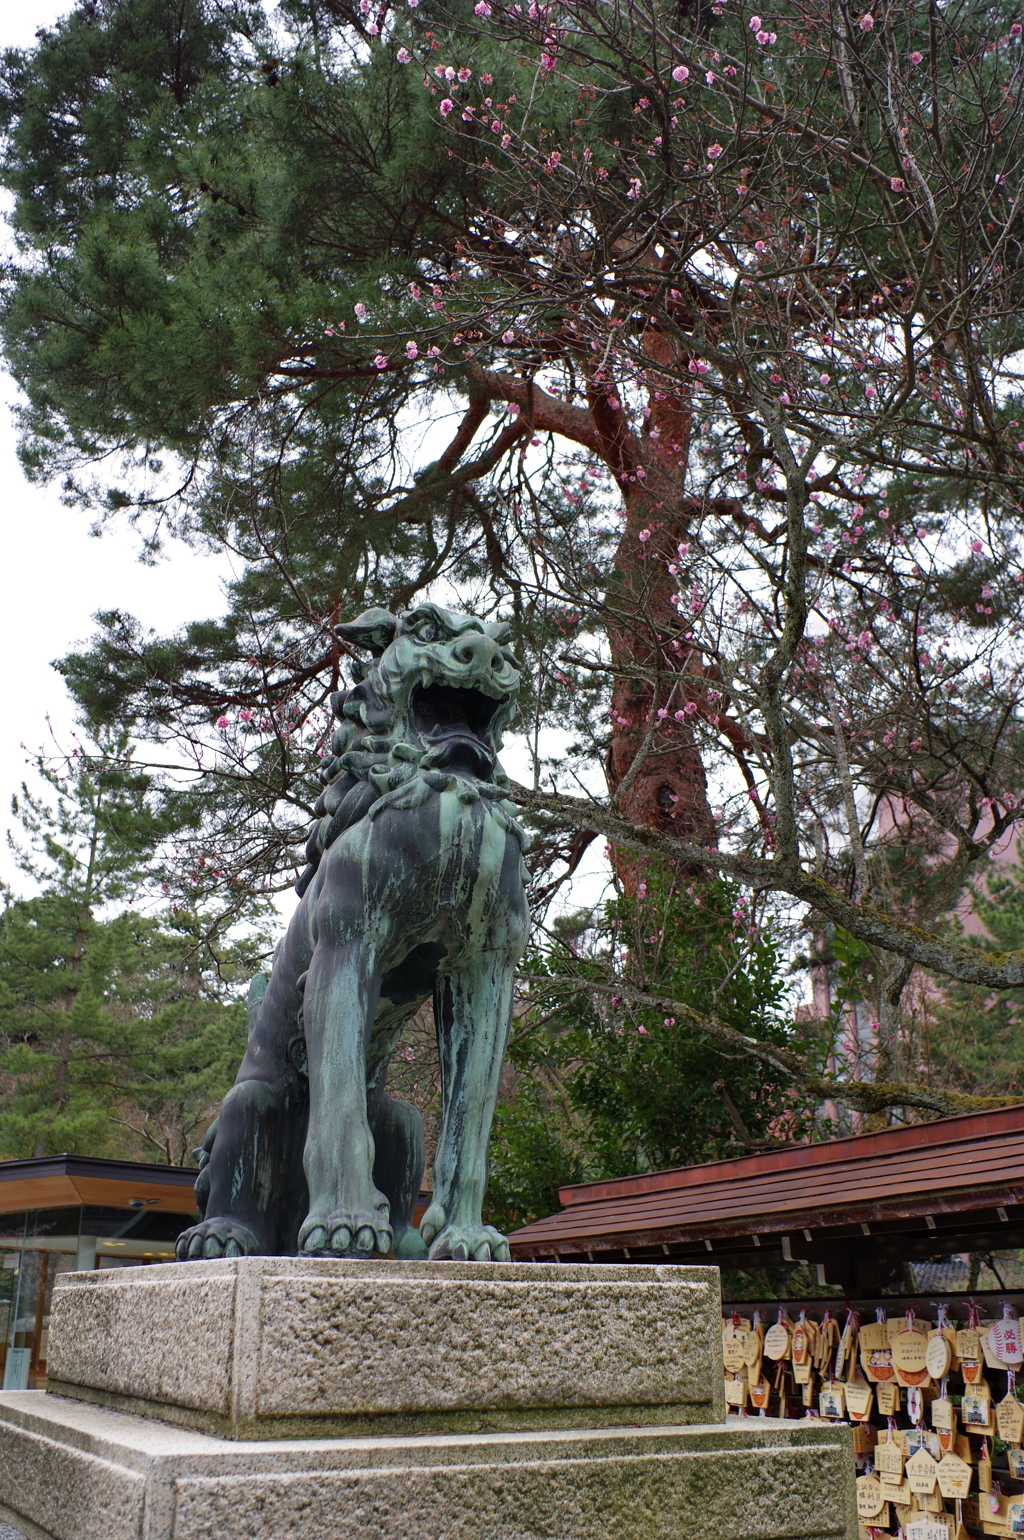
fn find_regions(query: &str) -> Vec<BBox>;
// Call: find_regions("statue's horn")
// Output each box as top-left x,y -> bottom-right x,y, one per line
335,608 -> 399,656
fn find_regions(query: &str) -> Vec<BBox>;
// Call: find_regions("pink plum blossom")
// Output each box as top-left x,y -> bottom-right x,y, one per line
672,65 -> 689,81
396,46 -> 410,61
439,98 -> 454,115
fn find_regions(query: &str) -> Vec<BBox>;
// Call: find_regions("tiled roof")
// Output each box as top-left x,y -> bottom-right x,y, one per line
508,1104 -> 1024,1257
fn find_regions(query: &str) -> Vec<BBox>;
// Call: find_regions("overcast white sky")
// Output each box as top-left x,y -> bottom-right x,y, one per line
0,384 -> 232,895
0,2 -> 614,922
0,2 -> 232,893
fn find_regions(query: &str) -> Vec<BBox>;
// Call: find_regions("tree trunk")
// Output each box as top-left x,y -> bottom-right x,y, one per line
603,352 -> 716,891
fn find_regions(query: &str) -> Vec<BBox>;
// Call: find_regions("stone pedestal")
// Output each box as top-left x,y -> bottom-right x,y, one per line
0,1258 -> 857,1539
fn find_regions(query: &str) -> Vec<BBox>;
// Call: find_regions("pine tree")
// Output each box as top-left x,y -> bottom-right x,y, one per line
2,0 -> 1024,1132
486,870 -> 824,1230
921,857 -> 1024,1103
0,732 -> 257,1161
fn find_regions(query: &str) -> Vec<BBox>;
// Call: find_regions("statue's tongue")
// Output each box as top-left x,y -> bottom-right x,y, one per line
422,731 -> 494,777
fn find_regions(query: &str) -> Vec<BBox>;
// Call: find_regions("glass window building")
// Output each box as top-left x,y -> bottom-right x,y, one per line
0,1155 -> 199,1389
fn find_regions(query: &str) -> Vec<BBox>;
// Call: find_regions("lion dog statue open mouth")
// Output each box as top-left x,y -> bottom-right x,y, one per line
176,604 -> 530,1264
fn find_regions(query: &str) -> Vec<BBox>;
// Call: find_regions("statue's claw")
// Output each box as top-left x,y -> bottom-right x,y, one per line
423,1218 -> 511,1263
176,1218 -> 260,1262
393,1226 -> 428,1260
298,1206 -> 392,1258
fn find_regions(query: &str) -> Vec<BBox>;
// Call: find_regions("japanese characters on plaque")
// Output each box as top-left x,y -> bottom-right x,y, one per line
723,1301 -> 1024,1540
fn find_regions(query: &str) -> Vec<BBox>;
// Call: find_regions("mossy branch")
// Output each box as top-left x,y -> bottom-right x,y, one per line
510,782 -> 1024,990
529,973 -> 1017,1122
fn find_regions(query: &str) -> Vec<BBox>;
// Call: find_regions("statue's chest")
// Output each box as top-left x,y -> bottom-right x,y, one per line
333,774 -> 525,907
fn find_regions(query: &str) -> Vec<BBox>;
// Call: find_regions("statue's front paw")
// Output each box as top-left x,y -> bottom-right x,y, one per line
298,1203 -> 392,1258
175,1217 -> 260,1261
420,1207 -> 511,1263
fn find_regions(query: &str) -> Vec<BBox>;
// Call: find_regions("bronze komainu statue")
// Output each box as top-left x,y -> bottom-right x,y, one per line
176,604 -> 529,1263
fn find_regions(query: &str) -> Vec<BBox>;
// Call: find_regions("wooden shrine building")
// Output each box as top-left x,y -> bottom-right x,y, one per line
0,1154 -> 199,1390
507,1104 -> 1024,1294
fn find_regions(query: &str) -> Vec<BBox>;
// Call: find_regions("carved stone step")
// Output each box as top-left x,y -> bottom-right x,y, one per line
0,1389 -> 856,1540
44,1258 -> 724,1441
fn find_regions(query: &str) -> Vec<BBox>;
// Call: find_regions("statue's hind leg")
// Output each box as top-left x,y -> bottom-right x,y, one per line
177,918 -> 314,1260
370,1087 -> 427,1260
177,1070 -> 308,1258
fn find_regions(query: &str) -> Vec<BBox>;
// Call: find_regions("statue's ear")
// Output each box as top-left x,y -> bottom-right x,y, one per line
336,609 -> 399,656
485,619 -> 513,646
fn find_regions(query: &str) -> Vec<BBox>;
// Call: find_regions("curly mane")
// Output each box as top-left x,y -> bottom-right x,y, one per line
295,657 -> 513,896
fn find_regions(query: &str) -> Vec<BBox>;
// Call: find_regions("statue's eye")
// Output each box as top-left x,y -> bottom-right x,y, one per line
416,622 -> 437,643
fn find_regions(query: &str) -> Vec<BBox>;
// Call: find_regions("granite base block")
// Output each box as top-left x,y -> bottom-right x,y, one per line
0,1391 -> 856,1540
45,1257 -> 724,1438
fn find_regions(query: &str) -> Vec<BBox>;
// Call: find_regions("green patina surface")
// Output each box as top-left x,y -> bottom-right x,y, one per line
177,605 -> 531,1266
